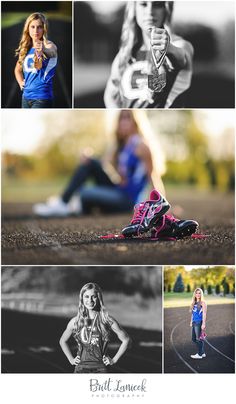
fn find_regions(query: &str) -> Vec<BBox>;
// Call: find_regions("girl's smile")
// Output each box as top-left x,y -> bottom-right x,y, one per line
83,289 -> 98,310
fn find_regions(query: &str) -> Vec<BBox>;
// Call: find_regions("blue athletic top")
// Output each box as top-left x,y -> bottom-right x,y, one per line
72,318 -> 108,367
117,134 -> 149,203
22,47 -> 57,100
192,303 -> 203,323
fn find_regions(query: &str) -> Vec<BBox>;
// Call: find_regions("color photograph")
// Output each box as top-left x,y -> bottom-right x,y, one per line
2,109 -> 234,265
164,265 -> 235,373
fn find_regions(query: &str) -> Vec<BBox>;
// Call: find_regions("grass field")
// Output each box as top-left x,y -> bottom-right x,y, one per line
2,177 -> 231,203
164,292 -> 235,308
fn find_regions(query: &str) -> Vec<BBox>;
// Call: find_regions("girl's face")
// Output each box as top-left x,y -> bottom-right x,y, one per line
28,19 -> 44,41
195,290 -> 202,300
117,111 -> 137,139
83,288 -> 98,311
135,1 -> 166,32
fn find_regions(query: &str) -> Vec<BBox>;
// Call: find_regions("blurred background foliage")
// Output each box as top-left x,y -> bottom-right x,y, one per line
2,109 -> 234,202
1,266 -> 162,329
1,266 -> 162,297
164,266 -> 235,295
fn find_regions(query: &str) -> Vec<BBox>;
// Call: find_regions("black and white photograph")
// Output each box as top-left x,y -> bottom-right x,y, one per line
1,266 -> 162,374
74,1 -> 235,108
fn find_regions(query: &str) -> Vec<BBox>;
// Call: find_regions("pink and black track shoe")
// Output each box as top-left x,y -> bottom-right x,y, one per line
151,214 -> 199,239
121,189 -> 170,237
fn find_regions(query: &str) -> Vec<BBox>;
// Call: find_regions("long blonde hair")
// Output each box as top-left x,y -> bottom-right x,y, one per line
190,287 -> 204,311
74,283 -> 112,341
118,1 -> 174,76
15,12 -> 48,65
105,110 -> 166,196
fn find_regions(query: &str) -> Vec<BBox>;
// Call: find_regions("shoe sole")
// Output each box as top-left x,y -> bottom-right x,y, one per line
173,223 -> 198,239
122,204 -> 170,237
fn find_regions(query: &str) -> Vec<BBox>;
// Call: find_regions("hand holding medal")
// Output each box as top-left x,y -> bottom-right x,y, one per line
150,27 -> 170,69
34,40 -> 44,70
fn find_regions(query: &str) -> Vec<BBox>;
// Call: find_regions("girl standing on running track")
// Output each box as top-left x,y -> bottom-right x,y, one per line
33,109 -> 166,216
104,1 -> 193,108
190,288 -> 207,359
15,12 -> 57,108
59,282 -> 130,373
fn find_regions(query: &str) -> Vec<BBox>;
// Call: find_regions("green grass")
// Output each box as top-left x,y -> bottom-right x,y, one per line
2,177 -> 68,203
164,292 -> 235,308
2,13 -> 72,29
2,177 -> 230,203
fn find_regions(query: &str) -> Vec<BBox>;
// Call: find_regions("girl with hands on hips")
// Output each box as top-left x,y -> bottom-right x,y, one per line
104,1 -> 194,108
59,283 -> 131,373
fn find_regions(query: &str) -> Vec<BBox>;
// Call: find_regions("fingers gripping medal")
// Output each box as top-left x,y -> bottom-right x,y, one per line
150,27 -> 170,93
34,49 -> 43,70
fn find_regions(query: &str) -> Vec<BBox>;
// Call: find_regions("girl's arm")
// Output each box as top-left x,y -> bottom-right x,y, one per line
14,61 -> 25,90
151,29 -> 194,70
201,302 -> 207,330
135,141 -> 153,180
43,40 -> 57,58
59,317 -> 80,365
103,319 -> 131,366
104,53 -> 122,108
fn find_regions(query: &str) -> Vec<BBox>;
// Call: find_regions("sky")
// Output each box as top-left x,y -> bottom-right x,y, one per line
1,109 -> 235,155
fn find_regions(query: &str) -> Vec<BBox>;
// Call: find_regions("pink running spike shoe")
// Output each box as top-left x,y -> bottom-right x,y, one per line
121,189 -> 170,237
151,214 -> 199,239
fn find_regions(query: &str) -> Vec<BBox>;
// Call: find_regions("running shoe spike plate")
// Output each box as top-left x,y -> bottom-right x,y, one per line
151,214 -> 199,239
121,189 -> 170,237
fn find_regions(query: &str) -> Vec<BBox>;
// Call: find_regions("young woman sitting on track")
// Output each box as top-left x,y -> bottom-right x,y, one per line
33,109 -> 166,216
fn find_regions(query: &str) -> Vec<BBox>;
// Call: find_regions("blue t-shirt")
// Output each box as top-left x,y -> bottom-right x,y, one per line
23,47 -> 57,100
117,134 -> 149,203
192,303 -> 203,323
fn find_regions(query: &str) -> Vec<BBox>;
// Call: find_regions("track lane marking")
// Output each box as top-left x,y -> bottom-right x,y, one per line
170,319 -> 198,374
229,321 -> 235,335
204,340 -> 235,363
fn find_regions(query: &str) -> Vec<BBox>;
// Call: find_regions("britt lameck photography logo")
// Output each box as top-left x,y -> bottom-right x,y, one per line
90,378 -> 147,398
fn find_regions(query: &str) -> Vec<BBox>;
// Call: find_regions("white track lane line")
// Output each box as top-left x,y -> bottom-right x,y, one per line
204,340 -> 235,363
19,349 -> 66,372
229,321 -> 235,335
170,319 -> 198,374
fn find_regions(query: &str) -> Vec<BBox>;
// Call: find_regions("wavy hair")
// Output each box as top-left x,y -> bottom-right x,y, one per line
74,283 -> 113,341
15,12 -> 48,65
190,288 -> 204,311
118,1 -> 174,75
105,110 -> 166,195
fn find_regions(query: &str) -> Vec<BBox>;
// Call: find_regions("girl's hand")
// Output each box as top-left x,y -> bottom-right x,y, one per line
190,322 -> 192,327
103,355 -> 114,366
20,80 -> 25,91
201,323 -> 206,330
70,355 -> 81,365
151,28 -> 170,53
34,40 -> 43,53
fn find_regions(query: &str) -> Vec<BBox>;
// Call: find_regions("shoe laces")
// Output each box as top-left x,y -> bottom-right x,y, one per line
152,214 -> 178,236
131,202 -> 149,225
